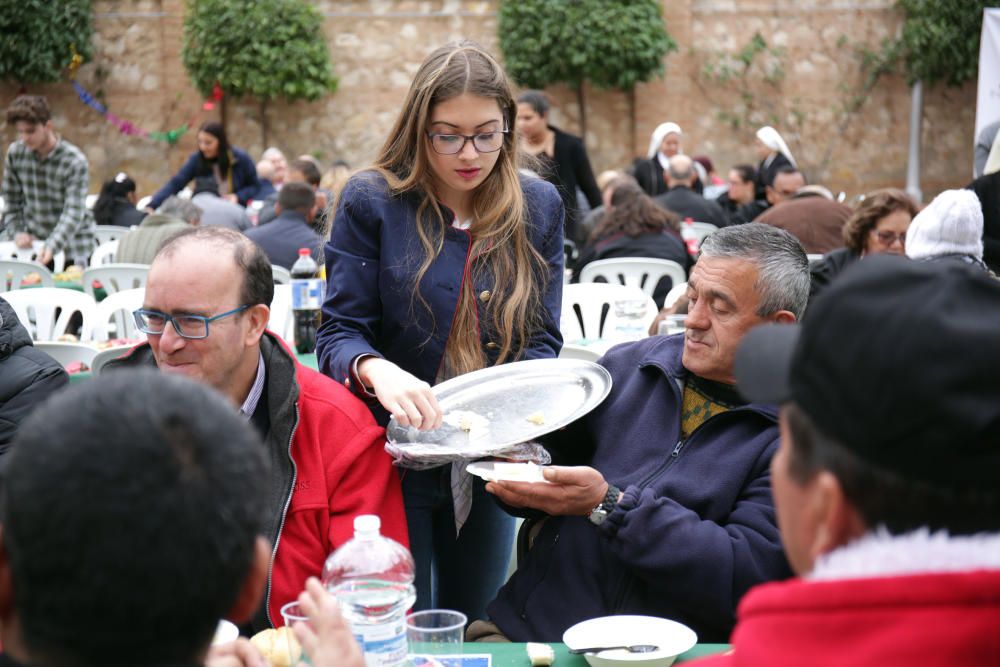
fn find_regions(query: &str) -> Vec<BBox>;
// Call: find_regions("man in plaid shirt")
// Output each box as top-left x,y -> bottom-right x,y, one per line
1,95 -> 95,266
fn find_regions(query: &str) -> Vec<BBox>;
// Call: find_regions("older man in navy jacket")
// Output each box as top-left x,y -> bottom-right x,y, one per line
483,223 -> 808,643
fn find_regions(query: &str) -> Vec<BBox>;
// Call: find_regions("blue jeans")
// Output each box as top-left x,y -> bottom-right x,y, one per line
402,466 -> 515,623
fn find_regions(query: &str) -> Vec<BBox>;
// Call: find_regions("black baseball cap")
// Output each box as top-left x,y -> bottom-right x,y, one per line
734,254 -> 1000,491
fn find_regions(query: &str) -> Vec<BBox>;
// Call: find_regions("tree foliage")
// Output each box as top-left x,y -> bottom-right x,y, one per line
0,0 -> 93,85
897,0 -> 992,86
497,0 -> 676,92
182,0 -> 337,104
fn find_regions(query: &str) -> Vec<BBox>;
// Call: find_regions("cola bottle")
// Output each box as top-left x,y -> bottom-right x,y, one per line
290,248 -> 324,354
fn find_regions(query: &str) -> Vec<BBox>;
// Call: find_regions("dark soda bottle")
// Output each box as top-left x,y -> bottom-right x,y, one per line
290,248 -> 324,354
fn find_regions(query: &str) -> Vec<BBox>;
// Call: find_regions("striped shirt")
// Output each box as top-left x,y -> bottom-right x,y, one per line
1,139 -> 96,260
239,352 -> 267,420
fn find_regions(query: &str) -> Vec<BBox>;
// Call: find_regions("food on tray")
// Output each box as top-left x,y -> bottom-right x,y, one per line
20,272 -> 42,286
250,626 -> 301,667
53,265 -> 84,282
443,409 -> 490,442
526,411 -> 545,425
527,642 -> 555,665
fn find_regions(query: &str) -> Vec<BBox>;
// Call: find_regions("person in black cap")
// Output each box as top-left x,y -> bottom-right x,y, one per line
692,255 -> 1000,665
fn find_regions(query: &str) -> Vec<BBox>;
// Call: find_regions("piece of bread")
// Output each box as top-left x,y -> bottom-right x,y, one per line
250,626 -> 302,667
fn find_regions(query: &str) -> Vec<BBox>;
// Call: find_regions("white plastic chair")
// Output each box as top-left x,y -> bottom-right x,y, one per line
558,343 -> 604,362
81,264 -> 149,298
272,264 -> 291,285
0,240 -> 66,273
89,240 -> 119,267
2,288 -> 98,341
663,281 -> 688,309
33,341 -> 98,369
136,195 -> 152,211
85,194 -> 98,209
94,225 -> 129,245
92,288 -> 146,341
1,259 -> 54,292
689,222 -> 719,245
561,282 -> 656,342
269,284 -> 294,344
91,345 -> 134,375
578,257 -> 687,301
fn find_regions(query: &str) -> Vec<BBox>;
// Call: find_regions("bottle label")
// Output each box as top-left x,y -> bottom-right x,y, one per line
353,618 -> 409,667
292,278 -> 325,310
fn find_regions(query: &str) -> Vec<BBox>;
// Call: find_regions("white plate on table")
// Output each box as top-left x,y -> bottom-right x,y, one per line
465,461 -> 549,483
563,615 -> 698,667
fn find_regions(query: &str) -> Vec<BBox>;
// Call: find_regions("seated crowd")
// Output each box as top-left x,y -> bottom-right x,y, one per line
1,41 -> 999,667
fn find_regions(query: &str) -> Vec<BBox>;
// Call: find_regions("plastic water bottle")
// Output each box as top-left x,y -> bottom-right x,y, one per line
681,217 -> 700,256
290,248 -> 324,354
322,515 -> 416,667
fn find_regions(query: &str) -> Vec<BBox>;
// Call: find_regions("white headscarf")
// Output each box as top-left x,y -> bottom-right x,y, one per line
756,126 -> 797,168
647,122 -> 683,160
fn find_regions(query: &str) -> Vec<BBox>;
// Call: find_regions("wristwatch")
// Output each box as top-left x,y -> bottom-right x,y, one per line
588,484 -> 621,526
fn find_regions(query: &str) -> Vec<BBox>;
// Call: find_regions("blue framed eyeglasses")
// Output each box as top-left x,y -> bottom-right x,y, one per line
133,305 -> 250,340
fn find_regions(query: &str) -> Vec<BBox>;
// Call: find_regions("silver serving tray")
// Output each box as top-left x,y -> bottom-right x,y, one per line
386,358 -> 613,455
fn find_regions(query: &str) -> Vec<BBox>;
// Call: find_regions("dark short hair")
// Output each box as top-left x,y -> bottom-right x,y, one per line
516,90 -> 550,116
193,175 -> 220,196
1,370 -> 269,663
278,181 -> 316,214
5,95 -> 51,126
784,402 -> 1000,535
156,227 -> 274,306
731,164 -> 756,184
842,188 -> 918,254
288,159 -> 321,187
771,165 -> 804,183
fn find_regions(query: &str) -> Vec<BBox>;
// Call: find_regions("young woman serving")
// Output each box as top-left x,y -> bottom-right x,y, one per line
316,41 -> 565,622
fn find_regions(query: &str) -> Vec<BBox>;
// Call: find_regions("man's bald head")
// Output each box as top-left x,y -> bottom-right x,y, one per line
667,154 -> 696,188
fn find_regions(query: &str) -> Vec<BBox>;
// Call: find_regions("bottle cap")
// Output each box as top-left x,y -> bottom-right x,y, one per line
354,514 -> 381,535
298,248 -> 310,256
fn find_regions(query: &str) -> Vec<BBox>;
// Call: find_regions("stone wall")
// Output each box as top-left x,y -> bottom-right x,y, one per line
0,0 -> 979,200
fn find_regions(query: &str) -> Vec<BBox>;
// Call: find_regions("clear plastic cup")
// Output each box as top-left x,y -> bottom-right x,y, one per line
280,601 -> 308,666
406,609 -> 467,656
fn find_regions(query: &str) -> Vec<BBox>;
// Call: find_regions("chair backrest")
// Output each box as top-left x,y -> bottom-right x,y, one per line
94,225 -> 129,245
578,257 -> 687,299
90,240 -> 120,267
0,259 -> 54,292
91,345 -> 133,375
92,288 -> 146,341
271,264 -> 291,285
689,222 -> 719,245
557,343 -> 603,362
269,284 -> 294,344
663,281 -> 688,309
561,282 -> 656,342
81,264 -> 150,297
2,288 -> 98,341
85,194 -> 98,209
33,341 -> 98,369
0,241 -> 66,273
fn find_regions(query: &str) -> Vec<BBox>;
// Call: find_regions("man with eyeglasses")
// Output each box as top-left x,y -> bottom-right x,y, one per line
104,226 -> 408,632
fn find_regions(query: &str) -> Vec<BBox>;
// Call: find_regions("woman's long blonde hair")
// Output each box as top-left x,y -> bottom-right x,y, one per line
371,41 -> 550,376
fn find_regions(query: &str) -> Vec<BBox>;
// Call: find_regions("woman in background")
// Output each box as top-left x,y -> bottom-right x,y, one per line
92,172 -> 146,228
633,122 -> 683,198
754,125 -> 797,197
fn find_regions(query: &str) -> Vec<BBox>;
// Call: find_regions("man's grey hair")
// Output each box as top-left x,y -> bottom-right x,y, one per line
668,154 -> 694,182
157,196 -> 202,225
699,222 -> 809,319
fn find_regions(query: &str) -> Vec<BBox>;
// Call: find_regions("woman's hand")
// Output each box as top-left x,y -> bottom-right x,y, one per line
293,577 -> 365,667
359,357 -> 443,430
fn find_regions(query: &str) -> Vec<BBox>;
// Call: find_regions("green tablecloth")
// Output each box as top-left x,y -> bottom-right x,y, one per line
470,643 -> 728,666
68,351 -> 319,383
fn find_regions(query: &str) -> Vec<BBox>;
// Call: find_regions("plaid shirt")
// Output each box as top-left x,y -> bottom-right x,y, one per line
1,139 -> 96,260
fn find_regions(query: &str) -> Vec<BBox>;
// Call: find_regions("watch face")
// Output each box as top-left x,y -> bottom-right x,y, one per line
589,507 -> 608,526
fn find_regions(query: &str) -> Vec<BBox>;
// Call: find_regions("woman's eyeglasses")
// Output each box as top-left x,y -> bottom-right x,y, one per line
871,229 -> 906,246
426,131 -> 508,155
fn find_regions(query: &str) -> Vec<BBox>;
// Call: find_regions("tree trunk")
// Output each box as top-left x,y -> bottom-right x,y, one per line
576,83 -> 587,141
905,79 -> 923,204
627,86 -> 637,158
260,98 -> 270,149
220,93 -> 229,132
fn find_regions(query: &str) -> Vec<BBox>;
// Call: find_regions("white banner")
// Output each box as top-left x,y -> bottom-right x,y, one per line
975,9 -> 1000,145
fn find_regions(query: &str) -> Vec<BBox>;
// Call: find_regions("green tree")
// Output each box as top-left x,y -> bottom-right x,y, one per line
182,0 -> 337,146
897,0 -> 992,86
0,0 -> 93,86
498,0 -> 676,144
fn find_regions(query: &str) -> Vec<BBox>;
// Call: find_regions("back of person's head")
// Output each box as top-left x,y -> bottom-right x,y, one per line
320,159 -> 352,195
277,181 -> 316,215
736,257 -> 1000,556
92,172 -> 137,226
288,158 -> 322,187
667,154 -> 695,183
905,189 -> 985,265
156,226 -> 274,307
193,175 -> 221,197
591,178 -> 678,242
0,370 -> 269,664
700,223 -> 809,319
5,95 -> 51,126
256,159 -> 275,181
261,146 -> 285,163
157,196 -> 202,225
692,155 -> 715,175
516,90 -> 550,117
843,188 -> 918,255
